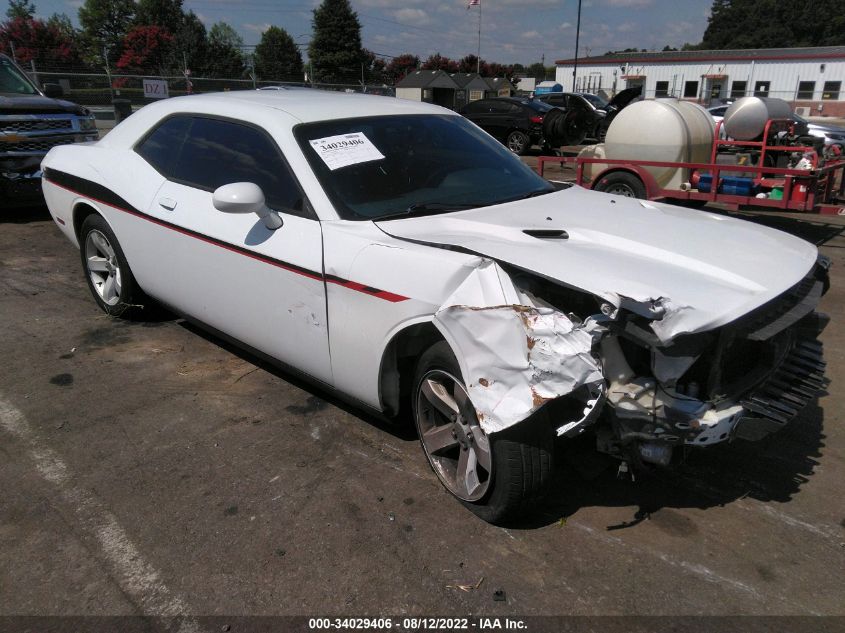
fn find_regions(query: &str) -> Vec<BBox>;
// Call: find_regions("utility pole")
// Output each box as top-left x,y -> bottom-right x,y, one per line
572,0 -> 582,91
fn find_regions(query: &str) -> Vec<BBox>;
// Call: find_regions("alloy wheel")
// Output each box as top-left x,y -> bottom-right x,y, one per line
415,369 -> 492,502
84,230 -> 122,306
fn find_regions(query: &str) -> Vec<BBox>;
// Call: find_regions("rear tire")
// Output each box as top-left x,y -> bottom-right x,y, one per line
412,341 -> 554,524
594,172 -> 647,199
506,130 -> 530,155
79,214 -> 150,318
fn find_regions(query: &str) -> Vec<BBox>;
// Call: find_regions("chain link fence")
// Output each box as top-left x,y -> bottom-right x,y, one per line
31,69 -> 394,109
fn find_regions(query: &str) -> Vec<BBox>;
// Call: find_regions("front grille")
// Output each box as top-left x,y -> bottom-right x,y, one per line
738,275 -> 823,342
0,137 -> 77,153
1,119 -> 73,133
739,338 -> 825,426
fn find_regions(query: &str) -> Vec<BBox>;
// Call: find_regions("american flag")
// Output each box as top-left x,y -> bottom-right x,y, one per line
467,0 -> 480,8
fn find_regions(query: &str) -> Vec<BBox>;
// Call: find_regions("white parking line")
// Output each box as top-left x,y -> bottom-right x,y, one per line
0,396 -> 202,629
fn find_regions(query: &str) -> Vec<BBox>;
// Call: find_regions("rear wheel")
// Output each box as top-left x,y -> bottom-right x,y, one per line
412,341 -> 554,524
506,130 -> 530,155
594,172 -> 647,199
79,214 -> 149,318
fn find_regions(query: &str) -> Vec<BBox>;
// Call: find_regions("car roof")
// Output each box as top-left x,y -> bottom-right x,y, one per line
153,89 -> 451,123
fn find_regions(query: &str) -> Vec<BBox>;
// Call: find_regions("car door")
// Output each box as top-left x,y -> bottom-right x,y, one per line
133,114 -> 332,383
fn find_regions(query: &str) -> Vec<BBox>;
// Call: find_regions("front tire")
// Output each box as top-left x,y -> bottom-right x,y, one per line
412,341 -> 554,524
79,214 -> 149,318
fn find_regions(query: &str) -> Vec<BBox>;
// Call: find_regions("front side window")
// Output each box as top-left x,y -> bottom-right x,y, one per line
136,115 -> 304,214
294,114 -> 553,221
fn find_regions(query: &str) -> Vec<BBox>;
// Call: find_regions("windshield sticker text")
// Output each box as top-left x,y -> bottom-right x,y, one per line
309,132 -> 385,171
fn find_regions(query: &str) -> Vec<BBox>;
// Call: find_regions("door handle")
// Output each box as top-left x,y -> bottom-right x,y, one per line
158,197 -> 177,211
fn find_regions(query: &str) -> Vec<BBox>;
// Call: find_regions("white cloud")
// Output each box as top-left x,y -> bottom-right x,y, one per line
393,8 -> 431,25
616,22 -> 637,32
242,23 -> 271,34
560,21 -> 572,30
521,30 -> 541,39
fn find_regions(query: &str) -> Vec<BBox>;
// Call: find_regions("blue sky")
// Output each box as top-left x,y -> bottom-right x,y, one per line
30,0 -> 713,65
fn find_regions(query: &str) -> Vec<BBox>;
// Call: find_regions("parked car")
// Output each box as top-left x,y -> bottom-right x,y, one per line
458,96 -> 554,155
42,91 -> 828,524
0,53 -> 98,207
537,87 -> 641,141
709,105 -> 845,149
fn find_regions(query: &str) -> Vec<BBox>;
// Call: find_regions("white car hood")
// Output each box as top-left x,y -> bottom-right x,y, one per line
376,186 -> 818,341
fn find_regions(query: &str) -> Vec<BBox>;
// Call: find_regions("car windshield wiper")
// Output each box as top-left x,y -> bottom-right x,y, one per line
372,201 -> 485,221
511,188 -> 555,201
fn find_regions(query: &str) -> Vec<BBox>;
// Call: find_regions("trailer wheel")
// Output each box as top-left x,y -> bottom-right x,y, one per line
594,172 -> 647,199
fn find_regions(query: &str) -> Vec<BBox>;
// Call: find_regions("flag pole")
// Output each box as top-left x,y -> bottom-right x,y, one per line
477,1 -> 482,74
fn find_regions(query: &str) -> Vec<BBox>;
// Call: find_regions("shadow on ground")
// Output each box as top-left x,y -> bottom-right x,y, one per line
513,400 -> 826,530
1,204 -> 51,224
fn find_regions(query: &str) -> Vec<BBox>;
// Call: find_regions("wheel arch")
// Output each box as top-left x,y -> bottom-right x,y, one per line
72,200 -> 111,242
591,166 -> 658,199
378,320 -> 445,418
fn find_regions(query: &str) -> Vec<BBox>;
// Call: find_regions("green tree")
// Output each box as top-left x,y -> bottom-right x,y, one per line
700,0 -> 845,49
207,22 -> 244,78
527,62 -> 547,81
46,13 -> 76,39
6,0 -> 35,21
134,0 -> 184,29
175,11 -> 207,74
254,25 -> 302,81
309,0 -> 364,84
78,0 -> 135,64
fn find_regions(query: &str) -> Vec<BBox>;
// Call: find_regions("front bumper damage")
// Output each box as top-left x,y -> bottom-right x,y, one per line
433,255 -> 829,466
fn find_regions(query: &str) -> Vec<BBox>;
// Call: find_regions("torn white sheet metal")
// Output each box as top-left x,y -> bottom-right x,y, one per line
432,261 -> 604,434
616,294 -> 695,343
434,304 -> 604,434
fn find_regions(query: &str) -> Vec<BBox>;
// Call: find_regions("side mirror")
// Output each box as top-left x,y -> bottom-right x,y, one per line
212,182 -> 283,230
42,83 -> 64,98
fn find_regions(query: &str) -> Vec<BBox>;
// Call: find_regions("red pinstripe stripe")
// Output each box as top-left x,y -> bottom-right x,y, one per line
48,179 -> 409,302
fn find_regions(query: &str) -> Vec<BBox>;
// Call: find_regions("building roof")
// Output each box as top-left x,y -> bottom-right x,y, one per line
396,70 -> 460,89
485,77 -> 515,91
451,73 -> 488,89
555,45 -> 845,66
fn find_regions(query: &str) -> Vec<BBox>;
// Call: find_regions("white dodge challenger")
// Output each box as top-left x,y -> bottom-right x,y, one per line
42,90 -> 828,523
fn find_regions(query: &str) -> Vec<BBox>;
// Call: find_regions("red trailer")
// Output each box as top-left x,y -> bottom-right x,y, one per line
537,118 -> 845,215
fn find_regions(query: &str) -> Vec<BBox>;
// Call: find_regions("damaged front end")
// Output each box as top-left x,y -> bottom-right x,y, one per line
434,256 -> 830,469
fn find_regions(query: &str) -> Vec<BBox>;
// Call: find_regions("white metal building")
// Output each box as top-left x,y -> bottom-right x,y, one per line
555,46 -> 845,116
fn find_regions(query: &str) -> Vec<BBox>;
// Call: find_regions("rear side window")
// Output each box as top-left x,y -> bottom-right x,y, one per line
135,116 -> 192,176
136,115 -> 305,215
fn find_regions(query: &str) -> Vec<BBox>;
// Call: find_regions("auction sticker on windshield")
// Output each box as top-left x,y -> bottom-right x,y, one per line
309,132 -> 385,171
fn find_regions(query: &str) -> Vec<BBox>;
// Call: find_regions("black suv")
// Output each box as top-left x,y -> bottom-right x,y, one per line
459,97 -> 555,155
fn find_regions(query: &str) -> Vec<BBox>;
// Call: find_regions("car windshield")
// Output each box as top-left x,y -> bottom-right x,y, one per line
580,94 -> 607,108
294,114 -> 554,221
0,57 -> 39,95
